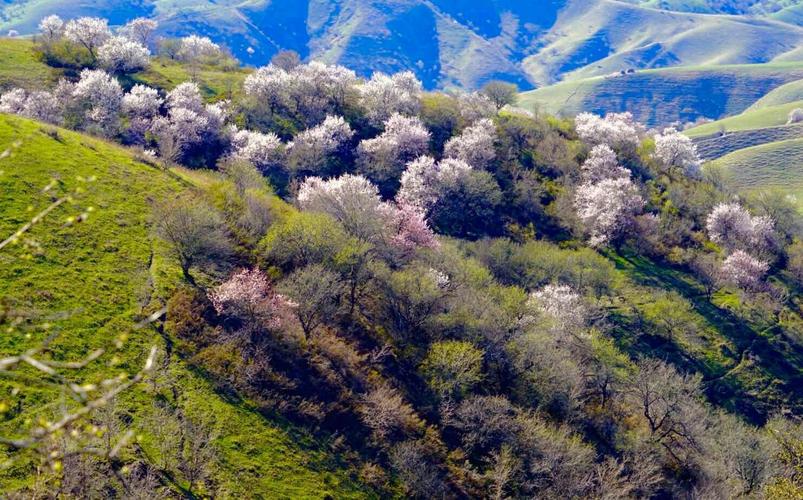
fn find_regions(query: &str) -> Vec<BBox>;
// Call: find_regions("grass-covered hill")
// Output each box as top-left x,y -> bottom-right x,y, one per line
3,0 -> 803,89
0,113 -> 375,497
519,62 -> 803,126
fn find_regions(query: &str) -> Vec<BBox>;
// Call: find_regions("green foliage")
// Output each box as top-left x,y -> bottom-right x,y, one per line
420,340 -> 484,399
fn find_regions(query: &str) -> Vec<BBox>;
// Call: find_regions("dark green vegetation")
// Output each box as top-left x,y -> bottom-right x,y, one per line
3,0 -> 803,89
0,114 -> 375,497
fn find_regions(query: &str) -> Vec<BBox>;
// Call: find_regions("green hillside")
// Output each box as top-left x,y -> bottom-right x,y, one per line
685,100 -> 803,138
705,137 -> 803,208
0,38 -> 247,99
748,77 -> 803,109
0,113 -> 372,497
520,62 -> 803,126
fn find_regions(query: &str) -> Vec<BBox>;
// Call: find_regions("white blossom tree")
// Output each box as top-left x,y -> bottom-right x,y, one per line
0,88 -> 27,115
166,81 -> 204,113
356,113 -> 430,188
444,118 -> 496,169
575,112 -> 643,150
456,91 -> 497,124
71,69 -> 123,132
358,71 -> 423,127
397,156 -> 474,211
63,17 -> 112,60
574,177 -> 645,247
529,284 -> 591,334
0,88 -> 62,124
286,115 -> 354,174
177,35 -> 221,62
38,15 -> 64,44
228,127 -> 284,171
706,202 -> 775,254
98,36 -> 150,73
654,127 -> 702,177
581,144 -> 630,183
118,18 -> 158,47
122,84 -> 163,142
720,250 -> 769,290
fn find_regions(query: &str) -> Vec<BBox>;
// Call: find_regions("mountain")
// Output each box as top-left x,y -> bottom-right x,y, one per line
2,0 -> 803,89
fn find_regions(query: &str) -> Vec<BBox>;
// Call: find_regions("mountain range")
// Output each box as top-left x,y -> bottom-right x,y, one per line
2,0 -> 803,89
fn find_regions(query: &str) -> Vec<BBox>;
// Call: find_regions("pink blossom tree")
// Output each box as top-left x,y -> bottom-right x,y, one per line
719,250 -> 769,291
706,202 -> 775,254
210,268 -> 289,330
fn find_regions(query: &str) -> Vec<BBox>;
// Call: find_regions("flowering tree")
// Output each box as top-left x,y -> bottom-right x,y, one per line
209,268 -> 288,329
456,91 -> 497,124
286,115 -> 354,175
574,177 -> 645,247
71,69 -> 123,132
356,113 -> 430,188
358,71 -> 423,126
397,156 -> 473,210
229,128 -> 284,171
581,144 -> 630,183
63,17 -> 111,60
444,118 -> 496,169
297,174 -> 437,251
719,250 -> 769,290
243,62 -> 357,126
177,35 -> 221,62
575,112 -> 643,150
706,202 -> 775,254
654,128 -> 702,177
0,88 -> 62,124
98,36 -> 150,73
118,18 -> 158,47
166,82 -> 204,113
38,15 -> 64,44
122,84 -> 163,142
529,284 -> 590,334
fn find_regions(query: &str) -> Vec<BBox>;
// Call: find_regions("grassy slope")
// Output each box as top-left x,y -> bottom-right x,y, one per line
519,62 -> 803,127
705,137 -> 803,208
685,100 -> 803,138
0,113 -> 370,498
748,78 -> 803,109
0,38 -> 248,99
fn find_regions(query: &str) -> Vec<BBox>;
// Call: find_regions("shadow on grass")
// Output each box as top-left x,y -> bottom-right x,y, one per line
606,250 -> 803,424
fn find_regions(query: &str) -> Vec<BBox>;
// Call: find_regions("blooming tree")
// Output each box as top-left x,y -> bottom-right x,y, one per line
356,113 -> 430,187
286,114 -> 354,174
456,91 -> 497,124
0,88 -> 61,124
72,69 -> 123,131
581,144 -> 630,183
654,127 -> 701,177
397,156 -> 474,210
575,112 -> 643,150
389,201 -> 439,252
358,71 -> 423,126
529,284 -> 590,334
706,202 -> 775,253
177,35 -> 221,62
118,17 -> 158,47
98,36 -> 150,73
122,84 -> 163,141
38,15 -> 64,43
63,17 -> 111,59
210,268 -> 288,329
719,250 -> 769,290
444,118 -> 496,169
0,88 -> 27,115
166,82 -> 204,113
229,127 -> 284,171
574,177 -> 645,247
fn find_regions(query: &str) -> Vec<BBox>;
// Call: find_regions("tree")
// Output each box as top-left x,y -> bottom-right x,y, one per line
443,118 -> 497,169
389,440 -> 446,497
719,250 -> 769,290
270,49 -> 301,70
653,127 -> 702,177
279,264 -> 341,338
97,36 -> 150,74
228,127 -> 284,172
706,202 -> 776,254
580,144 -> 629,183
63,17 -> 111,60
71,69 -> 123,133
575,112 -> 642,150
421,340 -> 484,399
356,113 -> 430,191
574,177 -> 644,247
358,71 -> 423,126
359,385 -> 422,442
38,14 -> 64,44
177,35 -> 222,62
260,211 -> 353,269
166,81 -> 204,113
529,284 -> 590,334
286,114 -> 354,176
118,17 -> 158,47
456,91 -> 497,123
209,268 -> 289,330
481,81 -> 518,110
0,88 -> 62,124
152,195 -> 231,283
788,108 -> 803,124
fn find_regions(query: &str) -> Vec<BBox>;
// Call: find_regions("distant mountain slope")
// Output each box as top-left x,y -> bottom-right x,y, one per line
2,0 -> 803,89
519,62 -> 803,126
